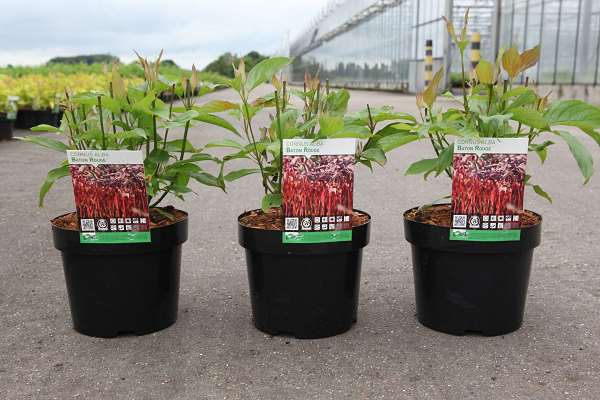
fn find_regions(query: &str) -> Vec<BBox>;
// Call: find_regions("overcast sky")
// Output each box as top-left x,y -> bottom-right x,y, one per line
0,0 -> 328,68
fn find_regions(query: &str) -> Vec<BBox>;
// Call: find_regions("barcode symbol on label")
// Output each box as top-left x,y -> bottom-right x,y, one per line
452,214 -> 467,228
80,219 -> 96,232
285,217 -> 299,231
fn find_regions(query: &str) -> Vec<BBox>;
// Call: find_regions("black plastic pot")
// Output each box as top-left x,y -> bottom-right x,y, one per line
52,212 -> 188,338
404,207 -> 542,336
238,209 -> 371,339
0,114 -> 13,141
15,109 -> 58,129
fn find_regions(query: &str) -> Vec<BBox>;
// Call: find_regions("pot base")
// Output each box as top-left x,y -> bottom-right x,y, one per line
411,245 -> 532,336
246,249 -> 362,339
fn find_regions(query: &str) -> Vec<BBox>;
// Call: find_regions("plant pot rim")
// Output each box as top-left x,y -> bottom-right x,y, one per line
238,208 -> 371,255
238,208 -> 371,232
403,204 -> 542,228
50,209 -> 189,231
51,210 -> 189,254
403,205 -> 542,252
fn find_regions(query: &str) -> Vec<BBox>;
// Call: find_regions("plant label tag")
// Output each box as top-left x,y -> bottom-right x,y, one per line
282,138 -> 356,244
450,138 -> 528,242
67,150 -> 151,244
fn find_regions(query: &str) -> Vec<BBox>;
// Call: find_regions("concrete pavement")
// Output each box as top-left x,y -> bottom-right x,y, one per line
1,87 -> 599,399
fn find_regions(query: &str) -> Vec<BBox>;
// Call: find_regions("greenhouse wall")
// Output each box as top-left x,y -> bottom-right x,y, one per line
499,0 -> 600,85
289,0 -> 600,95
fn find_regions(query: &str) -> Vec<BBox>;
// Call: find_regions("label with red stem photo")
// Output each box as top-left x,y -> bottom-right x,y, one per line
282,138 -> 356,244
67,150 -> 151,244
450,137 -> 528,241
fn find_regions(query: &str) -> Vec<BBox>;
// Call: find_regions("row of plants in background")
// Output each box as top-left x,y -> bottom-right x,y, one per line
0,55 -> 228,131
21,52 -> 231,338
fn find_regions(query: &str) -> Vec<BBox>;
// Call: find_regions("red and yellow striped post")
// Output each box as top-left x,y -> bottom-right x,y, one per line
425,39 -> 433,87
471,32 -> 481,71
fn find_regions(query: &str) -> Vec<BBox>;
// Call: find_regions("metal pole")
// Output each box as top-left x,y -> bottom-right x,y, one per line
521,0 -> 530,84
553,0 -> 564,84
492,0 -> 503,60
571,0 -> 583,84
425,39 -> 433,87
594,13 -> 600,85
443,0 -> 454,91
536,0 -> 545,83
509,0 -> 516,46
471,32 -> 481,72
414,0 -> 420,61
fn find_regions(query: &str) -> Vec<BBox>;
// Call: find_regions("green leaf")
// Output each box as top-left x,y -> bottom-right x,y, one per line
205,139 -> 245,149
501,86 -> 531,100
245,57 -> 291,93
582,128 -> 600,147
164,139 -> 197,153
376,132 -> 419,152
325,90 -> 350,115
195,100 -> 238,113
361,148 -> 386,166
132,93 -> 156,113
261,193 -> 282,212
224,168 -> 260,182
434,144 -> 454,176
327,124 -> 372,139
179,153 -> 220,164
319,115 -> 344,136
147,148 -> 170,163
545,100 -> 600,145
533,184 -> 553,203
114,128 -> 148,141
506,89 -> 538,110
39,164 -> 69,207
223,148 -> 251,161
554,130 -> 594,184
100,96 -> 122,114
194,113 -> 239,136
171,110 -> 199,124
509,107 -> 548,129
189,171 -> 224,189
30,124 -> 61,133
528,140 -> 554,163
405,158 -> 438,176
16,136 -> 69,152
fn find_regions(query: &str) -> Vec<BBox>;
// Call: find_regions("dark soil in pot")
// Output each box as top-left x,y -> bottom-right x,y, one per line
238,208 -> 371,339
52,208 -> 188,338
0,114 -> 14,141
404,204 -> 542,336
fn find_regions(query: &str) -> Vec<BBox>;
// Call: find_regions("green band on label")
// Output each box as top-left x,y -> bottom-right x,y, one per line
449,229 -> 521,242
80,231 -> 151,244
282,230 -> 352,244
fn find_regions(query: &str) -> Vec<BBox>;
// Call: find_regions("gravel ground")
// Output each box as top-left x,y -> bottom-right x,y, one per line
0,87 -> 599,400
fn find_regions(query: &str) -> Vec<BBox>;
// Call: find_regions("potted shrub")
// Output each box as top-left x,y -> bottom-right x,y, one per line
397,13 -> 600,335
212,58 -> 415,338
0,95 -> 18,141
19,53 -> 229,338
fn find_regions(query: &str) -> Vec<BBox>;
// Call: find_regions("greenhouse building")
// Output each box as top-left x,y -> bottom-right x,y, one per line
289,0 -> 600,94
